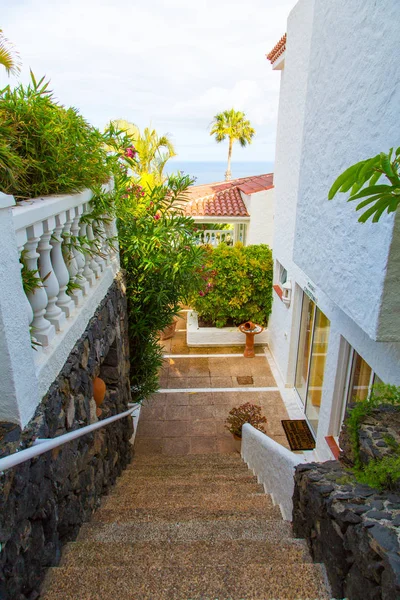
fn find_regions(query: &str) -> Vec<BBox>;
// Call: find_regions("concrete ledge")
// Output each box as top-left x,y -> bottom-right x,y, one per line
187,310 -> 269,347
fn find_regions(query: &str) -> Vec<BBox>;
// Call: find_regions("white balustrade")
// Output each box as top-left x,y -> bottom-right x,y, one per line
10,188 -> 118,363
51,212 -> 75,318
24,223 -> 56,347
38,216 -> 66,332
195,229 -> 235,247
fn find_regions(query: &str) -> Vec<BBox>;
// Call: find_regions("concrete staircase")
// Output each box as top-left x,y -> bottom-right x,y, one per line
41,454 -> 330,599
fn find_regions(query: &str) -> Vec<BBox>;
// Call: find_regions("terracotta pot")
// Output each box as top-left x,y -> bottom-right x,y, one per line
159,319 -> 177,340
233,434 -> 242,454
93,377 -> 106,408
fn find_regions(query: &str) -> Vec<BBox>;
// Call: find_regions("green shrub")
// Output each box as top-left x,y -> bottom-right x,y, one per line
345,383 -> 400,490
114,168 -> 205,400
189,242 -> 273,327
0,73 -> 111,199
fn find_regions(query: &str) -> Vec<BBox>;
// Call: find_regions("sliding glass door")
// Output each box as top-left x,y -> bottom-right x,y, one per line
295,293 -> 330,435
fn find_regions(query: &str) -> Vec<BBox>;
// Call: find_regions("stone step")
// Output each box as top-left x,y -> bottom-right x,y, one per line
41,562 -> 329,600
92,499 -> 281,524
124,463 -> 251,478
78,518 -> 294,544
103,486 -> 269,509
60,539 -> 312,569
130,453 -> 246,466
109,476 -> 263,495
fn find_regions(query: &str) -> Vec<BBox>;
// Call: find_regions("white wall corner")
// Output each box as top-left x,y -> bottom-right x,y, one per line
0,202 -> 39,427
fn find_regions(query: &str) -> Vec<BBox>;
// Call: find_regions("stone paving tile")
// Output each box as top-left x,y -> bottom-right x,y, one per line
135,311 -> 292,457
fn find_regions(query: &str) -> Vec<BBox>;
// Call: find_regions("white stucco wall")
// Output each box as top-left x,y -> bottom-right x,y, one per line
268,0 -> 400,460
242,188 -> 274,247
293,0 -> 400,343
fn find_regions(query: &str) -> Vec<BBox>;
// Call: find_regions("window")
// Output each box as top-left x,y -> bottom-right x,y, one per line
339,349 -> 382,427
295,292 -> 330,436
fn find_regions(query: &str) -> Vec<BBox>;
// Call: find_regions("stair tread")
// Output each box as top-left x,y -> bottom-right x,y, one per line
77,518 -> 294,543
110,479 -> 263,494
101,490 -> 273,510
61,539 -> 312,568
41,563 -> 329,600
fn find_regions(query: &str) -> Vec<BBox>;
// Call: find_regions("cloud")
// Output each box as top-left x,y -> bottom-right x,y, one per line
1,0 -> 296,161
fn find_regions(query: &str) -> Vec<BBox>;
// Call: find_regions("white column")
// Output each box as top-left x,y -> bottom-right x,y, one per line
38,216 -> 66,332
71,205 -> 90,295
80,203 -> 96,287
93,220 -> 106,273
87,222 -> 101,279
24,223 -> 56,347
0,193 -> 40,426
63,208 -> 83,306
51,212 -> 75,318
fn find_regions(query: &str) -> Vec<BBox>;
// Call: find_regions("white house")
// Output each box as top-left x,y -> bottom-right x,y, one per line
184,174 -> 274,247
267,0 -> 400,461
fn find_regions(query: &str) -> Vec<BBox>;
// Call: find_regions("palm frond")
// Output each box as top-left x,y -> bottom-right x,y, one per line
0,30 -> 21,76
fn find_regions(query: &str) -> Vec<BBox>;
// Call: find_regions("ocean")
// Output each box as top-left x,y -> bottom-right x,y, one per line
165,161 -> 274,186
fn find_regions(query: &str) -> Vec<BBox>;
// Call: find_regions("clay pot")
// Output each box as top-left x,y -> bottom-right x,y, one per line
93,377 -> 106,417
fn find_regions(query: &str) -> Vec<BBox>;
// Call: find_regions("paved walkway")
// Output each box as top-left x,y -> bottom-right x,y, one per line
135,311 -> 291,455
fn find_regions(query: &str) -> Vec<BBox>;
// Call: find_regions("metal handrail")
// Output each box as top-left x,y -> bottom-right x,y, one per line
0,404 -> 138,473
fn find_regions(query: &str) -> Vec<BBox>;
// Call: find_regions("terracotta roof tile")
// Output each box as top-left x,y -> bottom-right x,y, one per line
266,34 -> 286,64
183,173 -> 274,218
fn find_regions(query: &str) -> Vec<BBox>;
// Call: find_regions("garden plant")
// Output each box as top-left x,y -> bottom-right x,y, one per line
190,242 -> 273,328
225,403 -> 268,439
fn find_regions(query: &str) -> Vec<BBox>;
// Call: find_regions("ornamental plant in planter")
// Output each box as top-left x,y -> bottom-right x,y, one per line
189,242 -> 273,328
225,402 -> 268,452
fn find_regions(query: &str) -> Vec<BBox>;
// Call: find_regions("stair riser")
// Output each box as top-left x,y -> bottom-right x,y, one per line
102,490 -> 269,509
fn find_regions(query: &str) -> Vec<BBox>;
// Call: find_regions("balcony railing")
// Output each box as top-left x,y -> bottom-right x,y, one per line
0,187 -> 119,426
194,229 -> 235,247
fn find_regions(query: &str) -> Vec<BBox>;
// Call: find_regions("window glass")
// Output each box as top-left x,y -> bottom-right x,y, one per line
295,295 -> 315,405
305,309 -> 330,434
348,352 -> 372,402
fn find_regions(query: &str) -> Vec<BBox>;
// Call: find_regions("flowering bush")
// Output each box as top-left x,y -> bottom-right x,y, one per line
190,242 -> 273,327
225,403 -> 267,438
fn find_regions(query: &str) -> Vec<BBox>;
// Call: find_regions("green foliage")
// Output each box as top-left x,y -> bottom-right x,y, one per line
328,148 -> 400,222
210,109 -> 255,147
114,169 -> 205,400
0,29 -> 21,76
106,119 -> 176,185
345,384 -> 400,490
0,72 -> 112,199
225,403 -> 267,438
190,242 -> 273,328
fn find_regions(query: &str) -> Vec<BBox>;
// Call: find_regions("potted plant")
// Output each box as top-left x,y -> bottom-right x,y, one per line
225,402 -> 268,452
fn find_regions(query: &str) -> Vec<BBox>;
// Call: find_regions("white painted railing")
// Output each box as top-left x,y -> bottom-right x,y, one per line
0,188 -> 119,428
241,423 -> 306,520
12,187 -> 116,349
195,229 -> 234,247
0,404 -> 137,474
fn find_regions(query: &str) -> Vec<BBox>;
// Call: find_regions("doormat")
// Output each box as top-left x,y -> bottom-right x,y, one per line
281,420 -> 316,451
237,376 -> 254,385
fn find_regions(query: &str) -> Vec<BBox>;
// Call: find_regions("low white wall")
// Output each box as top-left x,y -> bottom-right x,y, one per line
241,423 -> 306,520
187,310 -> 269,347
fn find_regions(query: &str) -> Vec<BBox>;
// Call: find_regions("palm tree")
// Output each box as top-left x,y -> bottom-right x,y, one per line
110,119 -> 176,184
0,29 -> 21,75
210,109 -> 255,181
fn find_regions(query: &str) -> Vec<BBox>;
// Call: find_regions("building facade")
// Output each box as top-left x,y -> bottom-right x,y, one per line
267,0 -> 400,460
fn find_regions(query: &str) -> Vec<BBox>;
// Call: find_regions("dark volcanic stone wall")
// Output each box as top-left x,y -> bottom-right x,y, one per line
0,275 -> 133,600
293,461 -> 400,600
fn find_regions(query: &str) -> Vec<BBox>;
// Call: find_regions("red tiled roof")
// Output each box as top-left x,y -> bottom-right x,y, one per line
266,34 -> 286,64
184,173 -> 274,218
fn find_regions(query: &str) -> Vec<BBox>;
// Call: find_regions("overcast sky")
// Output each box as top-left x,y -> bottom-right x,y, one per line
2,0 -> 296,162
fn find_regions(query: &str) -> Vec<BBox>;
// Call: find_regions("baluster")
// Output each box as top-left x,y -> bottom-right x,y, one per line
98,217 -> 111,266
15,229 -> 38,348
80,203 -> 96,287
86,222 -> 101,279
51,212 -> 75,318
63,209 -> 83,306
24,224 -> 56,347
71,206 -> 89,295
102,215 -> 117,264
38,216 -> 66,332
93,219 -> 106,273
